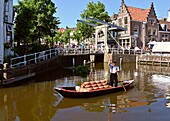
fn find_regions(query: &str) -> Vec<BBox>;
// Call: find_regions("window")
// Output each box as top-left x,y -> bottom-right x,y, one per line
122,9 -> 124,13
5,1 -> 9,12
124,25 -> 128,34
162,34 -> 169,41
150,10 -> 154,15
164,25 -> 167,31
134,26 -> 138,37
148,18 -> 155,25
4,15 -> 8,22
124,17 -> 128,24
118,18 -> 122,26
148,28 -> 151,35
153,29 -> 156,35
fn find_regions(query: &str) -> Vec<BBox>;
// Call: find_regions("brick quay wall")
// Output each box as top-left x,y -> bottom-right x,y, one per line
1,54 -> 90,86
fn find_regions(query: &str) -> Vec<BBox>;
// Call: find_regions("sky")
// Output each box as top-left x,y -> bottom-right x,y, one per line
13,0 -> 170,28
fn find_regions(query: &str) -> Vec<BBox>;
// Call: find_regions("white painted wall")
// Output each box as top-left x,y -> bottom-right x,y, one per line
0,0 -> 4,64
167,9 -> 170,22
0,0 -> 14,64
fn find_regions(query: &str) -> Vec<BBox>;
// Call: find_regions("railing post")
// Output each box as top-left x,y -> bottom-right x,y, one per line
35,53 -> 37,63
10,59 -> 12,68
44,51 -> 46,60
55,48 -> 56,55
24,55 -> 27,65
50,49 -> 51,58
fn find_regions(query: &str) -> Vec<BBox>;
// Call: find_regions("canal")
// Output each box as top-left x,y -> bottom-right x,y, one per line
0,62 -> 170,121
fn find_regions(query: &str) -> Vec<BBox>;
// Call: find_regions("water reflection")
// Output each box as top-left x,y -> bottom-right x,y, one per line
54,90 -> 156,113
1,63 -> 170,121
0,82 -> 57,121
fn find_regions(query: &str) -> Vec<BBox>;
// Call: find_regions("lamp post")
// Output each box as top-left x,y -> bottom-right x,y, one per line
50,28 -> 55,46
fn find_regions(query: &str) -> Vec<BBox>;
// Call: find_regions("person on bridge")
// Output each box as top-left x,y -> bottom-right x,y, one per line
108,59 -> 119,87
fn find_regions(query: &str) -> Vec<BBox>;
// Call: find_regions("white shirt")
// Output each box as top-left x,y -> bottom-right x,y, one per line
109,64 -> 119,74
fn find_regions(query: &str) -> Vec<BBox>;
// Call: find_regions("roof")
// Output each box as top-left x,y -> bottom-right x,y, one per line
126,6 -> 150,22
159,19 -> 170,31
58,28 -> 65,33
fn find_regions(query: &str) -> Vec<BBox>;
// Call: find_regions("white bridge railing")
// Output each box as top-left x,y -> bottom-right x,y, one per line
10,47 -> 144,68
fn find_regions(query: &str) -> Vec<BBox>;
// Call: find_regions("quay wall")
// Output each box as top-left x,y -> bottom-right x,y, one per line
112,54 -> 137,64
1,55 -> 90,85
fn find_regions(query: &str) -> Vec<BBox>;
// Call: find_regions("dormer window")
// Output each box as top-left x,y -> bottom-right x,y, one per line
164,24 -> 168,31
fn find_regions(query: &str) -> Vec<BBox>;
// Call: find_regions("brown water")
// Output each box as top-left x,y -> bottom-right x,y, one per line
0,63 -> 170,121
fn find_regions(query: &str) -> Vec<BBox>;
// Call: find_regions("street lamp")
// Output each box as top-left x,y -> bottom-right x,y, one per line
50,28 -> 55,45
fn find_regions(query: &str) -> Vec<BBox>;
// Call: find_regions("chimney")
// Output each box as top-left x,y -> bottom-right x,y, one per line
167,9 -> 170,22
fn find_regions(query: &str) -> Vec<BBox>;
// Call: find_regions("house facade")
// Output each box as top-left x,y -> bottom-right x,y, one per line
112,0 -> 159,49
158,9 -> 170,42
0,0 -> 14,64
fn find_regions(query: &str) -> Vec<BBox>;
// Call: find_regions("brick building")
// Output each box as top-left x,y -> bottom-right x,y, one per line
158,9 -> 170,42
111,0 -> 159,49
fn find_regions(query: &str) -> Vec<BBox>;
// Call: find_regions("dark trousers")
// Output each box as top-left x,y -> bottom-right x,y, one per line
110,73 -> 118,87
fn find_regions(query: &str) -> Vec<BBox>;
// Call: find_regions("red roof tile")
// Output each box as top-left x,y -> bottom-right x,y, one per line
58,28 -> 65,33
126,6 -> 150,22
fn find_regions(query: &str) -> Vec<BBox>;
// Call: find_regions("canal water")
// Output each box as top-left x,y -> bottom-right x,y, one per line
0,62 -> 170,121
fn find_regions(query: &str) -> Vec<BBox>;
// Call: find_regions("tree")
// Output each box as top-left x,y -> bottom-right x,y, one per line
72,29 -> 83,44
77,1 -> 111,40
33,0 -> 60,43
62,28 -> 71,44
14,0 -> 60,54
53,31 -> 62,43
14,0 -> 35,54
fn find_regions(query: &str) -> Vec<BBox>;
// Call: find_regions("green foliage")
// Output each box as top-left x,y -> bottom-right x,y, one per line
53,31 -> 62,43
75,65 -> 89,77
62,29 -> 71,44
77,1 -> 111,40
71,29 -> 83,44
14,0 -> 60,54
31,41 -> 49,52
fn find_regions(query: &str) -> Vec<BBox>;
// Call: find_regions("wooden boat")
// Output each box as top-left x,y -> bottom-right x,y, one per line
54,79 -> 134,98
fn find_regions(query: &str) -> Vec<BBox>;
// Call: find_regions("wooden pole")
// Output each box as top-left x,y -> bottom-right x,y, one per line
117,73 -> 126,92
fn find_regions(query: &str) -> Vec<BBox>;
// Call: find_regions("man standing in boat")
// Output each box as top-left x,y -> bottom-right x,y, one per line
108,59 -> 119,87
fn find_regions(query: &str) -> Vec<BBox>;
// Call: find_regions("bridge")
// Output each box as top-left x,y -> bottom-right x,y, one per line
9,47 -> 143,68
9,47 -> 103,68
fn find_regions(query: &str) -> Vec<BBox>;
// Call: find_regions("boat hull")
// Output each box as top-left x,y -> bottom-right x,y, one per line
54,80 -> 134,98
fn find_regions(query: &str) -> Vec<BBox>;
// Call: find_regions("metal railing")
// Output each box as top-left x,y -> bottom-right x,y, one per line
10,48 -> 97,68
10,47 -> 144,68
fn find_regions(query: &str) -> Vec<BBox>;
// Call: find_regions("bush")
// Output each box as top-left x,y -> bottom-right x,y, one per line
75,65 -> 89,77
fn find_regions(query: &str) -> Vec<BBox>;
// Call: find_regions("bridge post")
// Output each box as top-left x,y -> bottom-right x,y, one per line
104,53 -> 112,63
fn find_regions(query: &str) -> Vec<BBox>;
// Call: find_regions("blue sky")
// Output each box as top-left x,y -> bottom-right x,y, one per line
13,0 -> 170,28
